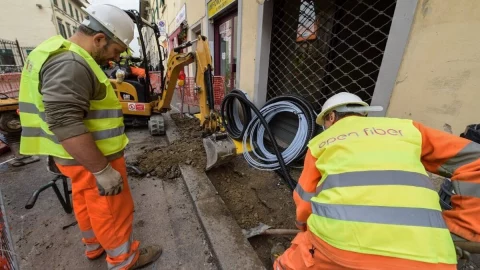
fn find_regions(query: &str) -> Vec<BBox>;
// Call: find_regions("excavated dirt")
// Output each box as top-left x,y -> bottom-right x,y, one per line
137,115 -> 206,179
136,113 -> 297,268
207,159 -> 297,268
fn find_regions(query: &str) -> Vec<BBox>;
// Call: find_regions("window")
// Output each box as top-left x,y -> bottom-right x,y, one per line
53,0 -> 58,6
61,0 -> 66,11
66,23 -> 72,37
75,9 -> 79,21
69,3 -> 73,17
0,49 -> 16,66
57,18 -> 67,38
72,26 -> 77,33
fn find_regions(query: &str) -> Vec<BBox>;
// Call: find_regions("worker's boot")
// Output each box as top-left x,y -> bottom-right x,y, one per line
5,132 -> 39,167
129,245 -> 162,270
270,243 -> 285,265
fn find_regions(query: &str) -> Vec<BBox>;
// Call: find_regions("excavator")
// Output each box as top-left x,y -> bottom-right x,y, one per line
0,10 -> 235,170
0,94 -> 19,135
108,10 -> 237,170
0,93 -> 40,166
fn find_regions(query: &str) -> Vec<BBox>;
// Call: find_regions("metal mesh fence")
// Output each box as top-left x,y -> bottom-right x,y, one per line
0,39 -> 25,74
0,188 -> 19,270
267,0 -> 397,111
177,76 -> 225,111
149,71 -> 163,94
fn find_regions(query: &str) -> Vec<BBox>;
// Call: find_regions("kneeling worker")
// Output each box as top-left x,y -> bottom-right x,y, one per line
274,92 -> 480,269
18,4 -> 162,269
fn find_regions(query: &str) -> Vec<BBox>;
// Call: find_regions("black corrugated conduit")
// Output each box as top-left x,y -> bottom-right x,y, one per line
221,89 -> 318,190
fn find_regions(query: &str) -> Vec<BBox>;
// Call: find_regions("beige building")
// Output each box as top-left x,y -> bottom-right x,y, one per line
0,0 -> 87,71
0,0 -> 87,46
51,0 -> 88,41
385,0 -> 480,135
140,0 -> 480,135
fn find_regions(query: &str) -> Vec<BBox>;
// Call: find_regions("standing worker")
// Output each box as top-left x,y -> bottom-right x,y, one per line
18,4 -> 162,269
273,92 -> 480,269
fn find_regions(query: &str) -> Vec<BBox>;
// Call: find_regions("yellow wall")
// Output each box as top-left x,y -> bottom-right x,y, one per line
387,0 -> 480,134
186,0 -> 205,26
237,0 -> 259,98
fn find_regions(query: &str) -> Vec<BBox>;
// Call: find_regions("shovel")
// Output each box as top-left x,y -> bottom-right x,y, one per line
242,223 -> 301,239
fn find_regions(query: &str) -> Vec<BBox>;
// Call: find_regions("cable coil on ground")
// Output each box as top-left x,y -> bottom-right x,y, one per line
243,95 -> 317,171
221,90 -> 318,190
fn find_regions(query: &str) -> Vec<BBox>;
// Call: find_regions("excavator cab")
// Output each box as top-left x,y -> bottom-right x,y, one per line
109,9 -> 237,170
106,9 -> 167,134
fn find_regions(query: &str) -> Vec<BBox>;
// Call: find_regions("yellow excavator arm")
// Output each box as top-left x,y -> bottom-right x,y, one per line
149,35 -> 236,170
155,36 -> 220,134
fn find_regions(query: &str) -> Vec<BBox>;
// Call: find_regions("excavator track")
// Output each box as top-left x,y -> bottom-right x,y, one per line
148,114 -> 165,135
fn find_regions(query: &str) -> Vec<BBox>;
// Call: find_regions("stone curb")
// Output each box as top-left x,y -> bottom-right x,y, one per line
164,112 -> 265,270
179,165 -> 266,270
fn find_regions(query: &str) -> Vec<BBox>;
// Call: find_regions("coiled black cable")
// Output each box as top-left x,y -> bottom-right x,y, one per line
221,90 -> 252,140
221,90 -> 317,190
263,94 -> 318,162
221,90 -> 296,190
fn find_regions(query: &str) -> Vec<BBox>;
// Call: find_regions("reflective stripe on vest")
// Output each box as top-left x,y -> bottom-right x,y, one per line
296,170 -> 436,202
306,117 -> 457,264
19,102 -> 123,120
439,141 -> 480,198
21,126 -> 124,143
311,202 -> 447,228
18,35 -> 128,158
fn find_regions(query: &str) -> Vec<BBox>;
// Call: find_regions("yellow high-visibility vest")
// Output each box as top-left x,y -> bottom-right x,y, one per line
18,35 -> 128,159
307,116 -> 457,264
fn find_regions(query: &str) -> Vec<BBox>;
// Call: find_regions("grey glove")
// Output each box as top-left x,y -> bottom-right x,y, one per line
93,163 -> 123,196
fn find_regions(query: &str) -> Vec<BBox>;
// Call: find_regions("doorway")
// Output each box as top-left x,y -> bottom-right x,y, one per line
214,11 -> 238,93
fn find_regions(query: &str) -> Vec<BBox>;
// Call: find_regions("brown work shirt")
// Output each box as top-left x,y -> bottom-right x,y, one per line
40,51 -> 123,165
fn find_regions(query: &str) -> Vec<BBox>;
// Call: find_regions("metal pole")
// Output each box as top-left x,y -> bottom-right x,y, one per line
15,39 -> 24,66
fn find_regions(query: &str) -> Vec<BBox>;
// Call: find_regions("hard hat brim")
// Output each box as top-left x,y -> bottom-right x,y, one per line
315,101 -> 369,125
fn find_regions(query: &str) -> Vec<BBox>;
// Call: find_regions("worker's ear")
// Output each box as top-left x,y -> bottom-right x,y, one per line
92,33 -> 108,48
327,111 -> 336,123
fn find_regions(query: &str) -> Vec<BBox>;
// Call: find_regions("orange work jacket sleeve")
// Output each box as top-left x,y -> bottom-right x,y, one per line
413,121 -> 480,242
130,66 -> 146,78
293,149 -> 322,231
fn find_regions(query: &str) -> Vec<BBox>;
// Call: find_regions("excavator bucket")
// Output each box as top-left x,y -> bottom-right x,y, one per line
203,133 -> 237,171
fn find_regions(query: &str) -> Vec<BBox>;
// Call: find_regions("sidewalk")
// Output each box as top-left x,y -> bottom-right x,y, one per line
0,127 -> 216,269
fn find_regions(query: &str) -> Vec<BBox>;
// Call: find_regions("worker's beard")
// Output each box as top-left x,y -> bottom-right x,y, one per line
92,44 -> 112,66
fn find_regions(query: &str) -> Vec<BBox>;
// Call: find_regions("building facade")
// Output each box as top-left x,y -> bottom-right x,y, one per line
140,0 -> 480,135
51,0 -> 88,41
0,0 -> 87,72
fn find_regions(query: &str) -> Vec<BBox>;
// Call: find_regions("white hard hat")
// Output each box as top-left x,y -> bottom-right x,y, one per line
316,92 -> 383,125
81,4 -> 134,48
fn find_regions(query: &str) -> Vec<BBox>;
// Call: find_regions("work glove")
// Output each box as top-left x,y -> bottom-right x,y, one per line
93,163 -> 123,196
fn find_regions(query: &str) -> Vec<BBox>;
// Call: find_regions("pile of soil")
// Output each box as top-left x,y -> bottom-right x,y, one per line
136,114 -> 206,179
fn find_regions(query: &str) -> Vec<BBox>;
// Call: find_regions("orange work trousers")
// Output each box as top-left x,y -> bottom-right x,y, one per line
56,156 -> 140,270
274,230 -> 456,270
